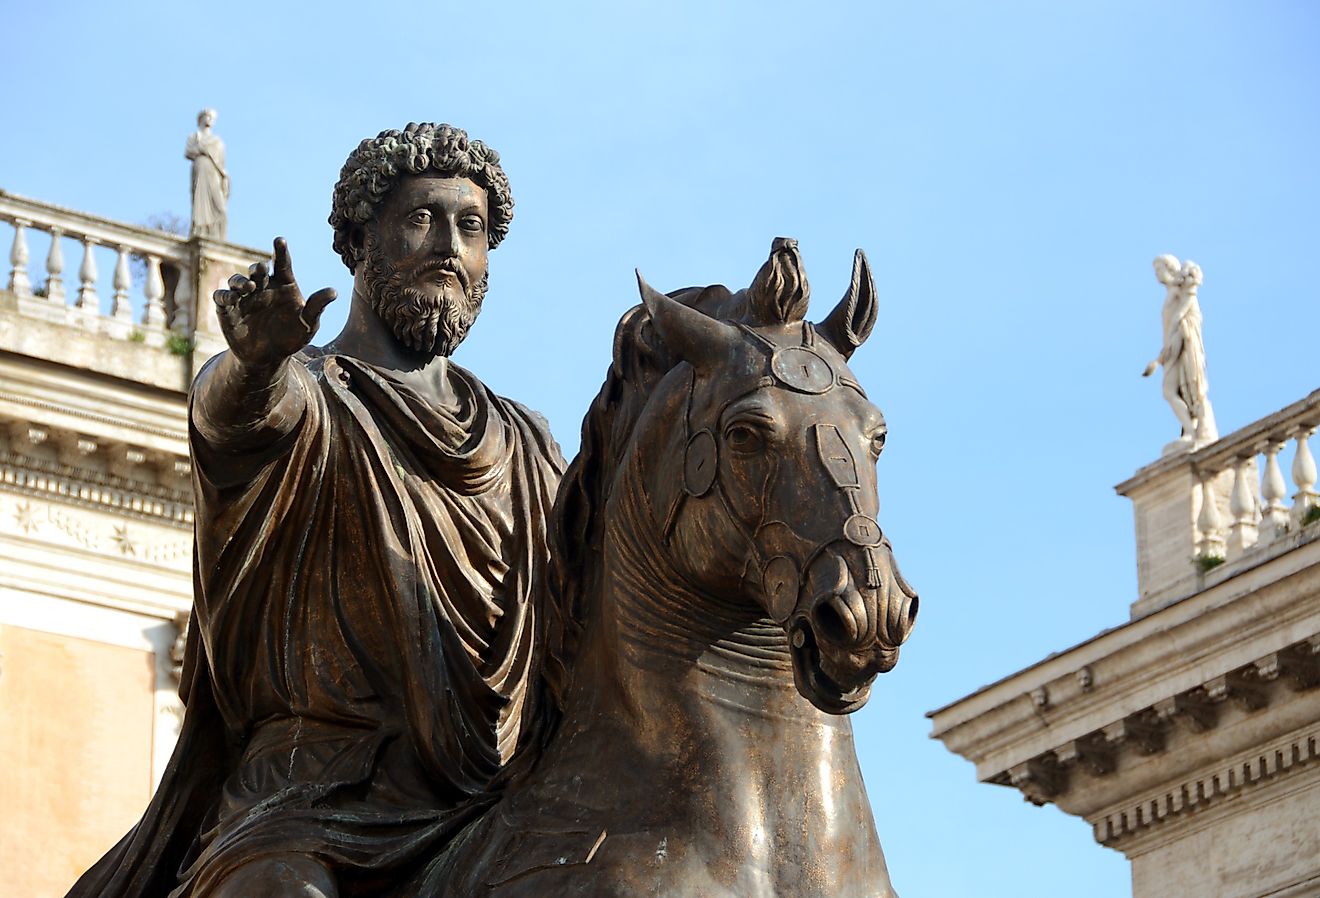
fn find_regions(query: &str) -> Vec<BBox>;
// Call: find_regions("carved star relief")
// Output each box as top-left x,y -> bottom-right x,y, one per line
14,501 -> 38,534
111,524 -> 137,556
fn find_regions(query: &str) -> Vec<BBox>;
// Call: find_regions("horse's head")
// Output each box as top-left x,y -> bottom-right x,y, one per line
632,238 -> 918,714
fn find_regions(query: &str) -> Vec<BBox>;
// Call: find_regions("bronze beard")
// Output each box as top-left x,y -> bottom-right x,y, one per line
360,228 -> 489,357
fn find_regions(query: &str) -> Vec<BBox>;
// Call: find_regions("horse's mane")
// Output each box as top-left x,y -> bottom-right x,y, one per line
540,285 -> 752,709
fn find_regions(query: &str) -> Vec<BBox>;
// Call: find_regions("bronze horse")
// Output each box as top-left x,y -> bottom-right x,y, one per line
428,239 -> 918,897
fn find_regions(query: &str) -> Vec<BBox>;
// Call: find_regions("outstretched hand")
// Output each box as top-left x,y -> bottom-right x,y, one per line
214,237 -> 337,370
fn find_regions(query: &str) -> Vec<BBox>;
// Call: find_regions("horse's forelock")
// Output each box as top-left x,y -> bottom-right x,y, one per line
748,244 -> 810,325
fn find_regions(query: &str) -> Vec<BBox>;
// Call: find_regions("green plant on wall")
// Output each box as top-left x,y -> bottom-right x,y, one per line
1303,504 -> 1320,528
165,333 -> 195,357
1196,554 -> 1226,573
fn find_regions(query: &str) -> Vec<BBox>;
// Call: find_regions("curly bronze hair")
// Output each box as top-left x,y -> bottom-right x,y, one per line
329,122 -> 513,272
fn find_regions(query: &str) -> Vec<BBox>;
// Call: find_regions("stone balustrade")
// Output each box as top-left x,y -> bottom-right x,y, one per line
2,190 -> 191,347
1117,390 -> 1320,617
1190,393 -> 1320,560
1,189 -> 266,363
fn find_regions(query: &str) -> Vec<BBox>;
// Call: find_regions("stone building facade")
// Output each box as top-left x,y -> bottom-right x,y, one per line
931,388 -> 1320,896
0,190 -> 263,897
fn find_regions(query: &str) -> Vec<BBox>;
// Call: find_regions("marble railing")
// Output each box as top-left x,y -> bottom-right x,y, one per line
1191,391 -> 1320,563
1,190 -> 265,358
1118,390 -> 1320,615
1,190 -> 191,346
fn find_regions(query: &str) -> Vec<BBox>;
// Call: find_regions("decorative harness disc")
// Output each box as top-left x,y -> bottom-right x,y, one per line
769,346 -> 835,394
683,430 -> 719,497
842,514 -> 884,547
763,555 -> 800,623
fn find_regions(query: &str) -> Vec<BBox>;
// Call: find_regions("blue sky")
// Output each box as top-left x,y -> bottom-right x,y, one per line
5,1 -> 1319,894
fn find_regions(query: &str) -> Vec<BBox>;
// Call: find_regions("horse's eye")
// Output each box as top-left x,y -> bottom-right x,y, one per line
725,425 -> 764,454
870,431 -> 887,456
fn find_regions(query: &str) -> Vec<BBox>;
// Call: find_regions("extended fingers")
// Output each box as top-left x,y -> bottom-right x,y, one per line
306,287 -> 337,314
300,287 -> 338,331
272,237 -> 295,284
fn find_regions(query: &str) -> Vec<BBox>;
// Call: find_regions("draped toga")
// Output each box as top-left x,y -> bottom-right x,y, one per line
185,129 -> 228,240
1160,286 -> 1216,440
66,349 -> 564,897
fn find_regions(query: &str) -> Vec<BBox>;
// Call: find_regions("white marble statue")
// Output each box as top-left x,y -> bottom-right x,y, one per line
185,108 -> 229,240
1144,254 -> 1217,453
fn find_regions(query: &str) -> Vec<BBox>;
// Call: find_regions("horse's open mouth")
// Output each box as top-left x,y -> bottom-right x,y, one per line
788,619 -> 891,715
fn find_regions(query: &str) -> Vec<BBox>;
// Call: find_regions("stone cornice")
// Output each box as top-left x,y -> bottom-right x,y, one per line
0,449 -> 192,527
0,392 -> 185,443
0,381 -> 191,523
1091,722 -> 1320,850
928,537 -> 1320,843
983,647 -> 1320,809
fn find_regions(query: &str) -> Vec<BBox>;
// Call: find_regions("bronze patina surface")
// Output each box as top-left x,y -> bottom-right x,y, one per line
67,125 -> 917,897
430,239 -> 917,897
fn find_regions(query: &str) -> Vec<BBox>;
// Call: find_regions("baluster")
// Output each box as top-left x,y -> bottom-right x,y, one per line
45,228 -> 66,304
8,219 -> 32,297
107,245 -> 134,337
1196,473 -> 1226,562
1227,455 -> 1259,557
1292,425 -> 1319,526
75,236 -> 100,321
169,295 -> 192,334
142,255 -> 166,334
1259,439 -> 1290,542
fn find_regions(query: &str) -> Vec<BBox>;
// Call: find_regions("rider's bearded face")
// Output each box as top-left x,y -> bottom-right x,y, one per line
360,174 -> 490,358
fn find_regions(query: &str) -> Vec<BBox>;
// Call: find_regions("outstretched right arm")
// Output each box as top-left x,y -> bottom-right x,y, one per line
192,237 -> 337,452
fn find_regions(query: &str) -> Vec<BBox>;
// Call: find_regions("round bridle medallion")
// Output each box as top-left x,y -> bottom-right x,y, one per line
683,430 -> 719,497
769,346 -> 835,394
843,513 -> 884,547
762,555 -> 800,623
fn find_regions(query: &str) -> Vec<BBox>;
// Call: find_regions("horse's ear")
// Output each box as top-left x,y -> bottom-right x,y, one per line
636,270 -> 740,369
816,249 -> 877,359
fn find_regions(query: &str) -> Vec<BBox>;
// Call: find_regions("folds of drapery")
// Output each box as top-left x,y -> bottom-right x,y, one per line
66,351 -> 564,897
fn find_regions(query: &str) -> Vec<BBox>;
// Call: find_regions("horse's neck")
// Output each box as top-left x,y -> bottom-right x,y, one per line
599,459 -> 797,705
557,466 -> 859,790
523,468 -> 875,868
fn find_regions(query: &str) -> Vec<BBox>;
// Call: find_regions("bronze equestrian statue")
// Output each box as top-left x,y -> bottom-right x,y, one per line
66,123 -> 918,897
425,239 -> 917,897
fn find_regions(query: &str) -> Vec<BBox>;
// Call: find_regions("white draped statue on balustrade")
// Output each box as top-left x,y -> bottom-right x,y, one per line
1145,254 -> 1218,453
184,109 -> 229,240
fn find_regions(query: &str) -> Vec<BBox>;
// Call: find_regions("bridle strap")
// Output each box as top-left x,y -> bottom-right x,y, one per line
659,325 -> 886,619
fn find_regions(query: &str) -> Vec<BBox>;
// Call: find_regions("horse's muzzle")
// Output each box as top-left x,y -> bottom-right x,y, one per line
804,543 -> 918,674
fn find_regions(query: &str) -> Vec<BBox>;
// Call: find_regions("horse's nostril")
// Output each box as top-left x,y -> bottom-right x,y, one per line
812,597 -> 853,647
906,594 -> 919,629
